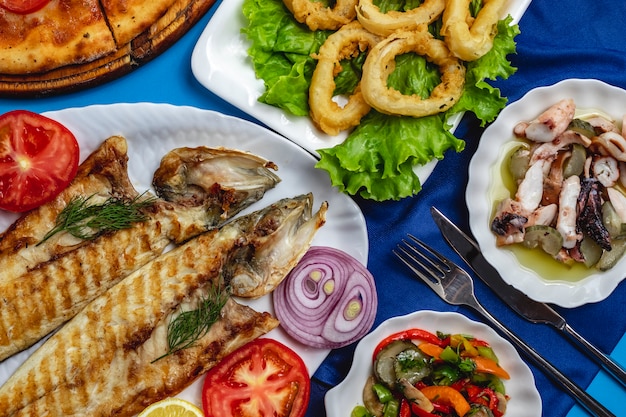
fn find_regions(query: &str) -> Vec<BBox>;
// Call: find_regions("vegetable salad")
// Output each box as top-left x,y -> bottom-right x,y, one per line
353,328 -> 510,417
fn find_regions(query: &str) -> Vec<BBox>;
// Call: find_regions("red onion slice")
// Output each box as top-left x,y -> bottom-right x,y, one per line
273,246 -> 377,349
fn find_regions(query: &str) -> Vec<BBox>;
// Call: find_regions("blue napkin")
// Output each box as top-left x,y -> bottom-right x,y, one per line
308,1 -> 626,417
567,333 -> 626,417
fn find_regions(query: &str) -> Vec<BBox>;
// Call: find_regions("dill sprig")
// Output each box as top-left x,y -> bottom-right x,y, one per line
153,285 -> 230,363
39,193 -> 156,245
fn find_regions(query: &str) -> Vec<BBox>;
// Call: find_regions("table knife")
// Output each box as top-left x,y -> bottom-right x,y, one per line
431,206 -> 626,388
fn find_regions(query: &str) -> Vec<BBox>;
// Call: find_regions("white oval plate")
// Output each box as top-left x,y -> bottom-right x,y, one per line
0,103 -> 368,407
467,79 -> 626,307
191,0 -> 532,184
325,310 -> 541,417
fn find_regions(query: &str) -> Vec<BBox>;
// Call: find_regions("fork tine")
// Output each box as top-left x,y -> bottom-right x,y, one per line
394,234 -> 477,306
393,246 -> 442,297
405,234 -> 450,275
393,235 -> 448,296
393,245 -> 429,278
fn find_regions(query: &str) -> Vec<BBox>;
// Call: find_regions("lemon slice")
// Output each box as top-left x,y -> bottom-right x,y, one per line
137,398 -> 204,417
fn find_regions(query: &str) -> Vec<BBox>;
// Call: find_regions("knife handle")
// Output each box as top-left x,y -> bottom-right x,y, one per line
563,323 -> 626,388
473,304 -> 615,417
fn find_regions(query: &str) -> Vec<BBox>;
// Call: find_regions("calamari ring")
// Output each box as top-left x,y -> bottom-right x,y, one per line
441,0 -> 506,61
309,21 -> 382,136
282,0 -> 358,31
361,28 -> 466,118
356,0 -> 445,36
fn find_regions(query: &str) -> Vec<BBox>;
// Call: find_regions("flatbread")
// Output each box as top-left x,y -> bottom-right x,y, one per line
0,0 -> 216,95
0,0 -> 117,75
100,0 -> 179,46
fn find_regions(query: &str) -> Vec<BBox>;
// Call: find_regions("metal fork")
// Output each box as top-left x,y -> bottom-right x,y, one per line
394,234 -> 615,417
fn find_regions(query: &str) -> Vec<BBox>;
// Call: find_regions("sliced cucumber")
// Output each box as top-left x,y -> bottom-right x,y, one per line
373,340 -> 431,389
568,118 -> 596,138
563,143 -> 587,178
523,225 -> 563,256
602,201 -> 626,239
508,145 -> 531,181
597,239 -> 626,271
579,237 -> 603,268
393,347 -> 430,385
374,341 -> 415,388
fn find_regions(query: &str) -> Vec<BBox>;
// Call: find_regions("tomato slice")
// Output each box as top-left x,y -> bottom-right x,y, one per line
0,0 -> 50,14
0,110 -> 79,213
202,338 -> 310,417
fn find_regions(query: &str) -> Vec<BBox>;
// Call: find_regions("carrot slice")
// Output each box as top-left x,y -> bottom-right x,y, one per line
420,386 -> 471,417
417,342 -> 444,359
472,356 -> 511,380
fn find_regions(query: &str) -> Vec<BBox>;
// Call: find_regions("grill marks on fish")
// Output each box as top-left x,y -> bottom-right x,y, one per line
0,232 -> 232,416
0,136 -> 137,280
0,220 -> 172,359
0,195 -> 327,416
0,137 -> 282,362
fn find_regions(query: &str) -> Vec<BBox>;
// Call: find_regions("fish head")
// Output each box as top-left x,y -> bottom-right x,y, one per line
152,147 -> 281,228
224,193 -> 328,299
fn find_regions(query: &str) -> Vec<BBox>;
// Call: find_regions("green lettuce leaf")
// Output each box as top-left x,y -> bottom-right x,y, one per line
242,0 -> 329,116
241,0 -> 520,201
448,16 -> 520,125
317,111 -> 464,200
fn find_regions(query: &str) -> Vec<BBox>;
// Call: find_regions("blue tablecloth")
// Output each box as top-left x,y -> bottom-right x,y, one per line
1,1 -> 625,416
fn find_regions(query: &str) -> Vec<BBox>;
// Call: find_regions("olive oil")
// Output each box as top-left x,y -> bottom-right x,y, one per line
488,138 -> 527,218
505,244 -> 593,283
488,137 -> 594,283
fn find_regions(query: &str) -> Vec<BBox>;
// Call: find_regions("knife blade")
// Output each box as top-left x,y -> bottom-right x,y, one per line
431,206 -> 626,388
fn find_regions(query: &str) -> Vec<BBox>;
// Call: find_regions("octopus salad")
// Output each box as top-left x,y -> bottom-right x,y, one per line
491,98 -> 626,270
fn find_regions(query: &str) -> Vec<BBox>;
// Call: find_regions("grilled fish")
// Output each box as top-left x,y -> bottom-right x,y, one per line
0,136 -> 280,361
152,145 -> 281,244
0,136 -> 137,280
0,194 -> 326,416
226,193 -> 328,298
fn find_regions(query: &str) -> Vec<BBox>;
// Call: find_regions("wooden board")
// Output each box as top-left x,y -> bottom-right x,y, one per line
0,0 -> 217,98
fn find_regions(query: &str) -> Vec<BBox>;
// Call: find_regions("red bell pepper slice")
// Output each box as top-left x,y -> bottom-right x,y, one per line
399,399 -> 411,417
372,328 -> 445,360
431,402 -> 453,414
467,385 -> 503,417
410,402 -> 438,417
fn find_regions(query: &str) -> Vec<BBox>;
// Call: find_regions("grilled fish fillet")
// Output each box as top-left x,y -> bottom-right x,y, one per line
0,137 -> 280,361
0,136 -> 137,280
0,194 -> 326,417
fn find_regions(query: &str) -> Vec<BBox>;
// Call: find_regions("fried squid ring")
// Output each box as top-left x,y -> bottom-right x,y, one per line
282,0 -> 358,31
356,0 -> 445,36
441,0 -> 506,61
309,21 -> 382,136
361,28 -> 465,118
